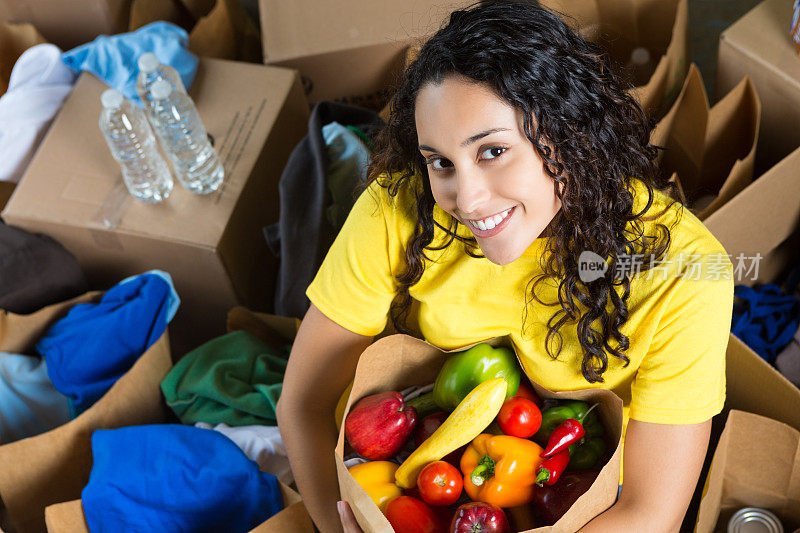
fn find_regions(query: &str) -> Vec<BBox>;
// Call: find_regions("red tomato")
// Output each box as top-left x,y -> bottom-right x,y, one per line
417,461 -> 463,506
515,382 -> 542,406
497,396 -> 542,438
385,496 -> 445,533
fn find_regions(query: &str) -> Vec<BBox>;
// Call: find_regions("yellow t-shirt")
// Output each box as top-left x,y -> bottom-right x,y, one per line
307,176 -> 733,481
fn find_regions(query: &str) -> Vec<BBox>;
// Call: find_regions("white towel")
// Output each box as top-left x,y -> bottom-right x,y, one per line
0,44 -> 76,183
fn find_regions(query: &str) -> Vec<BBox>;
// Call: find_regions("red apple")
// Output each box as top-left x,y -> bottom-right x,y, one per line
414,412 -> 466,466
450,502 -> 510,533
345,391 -> 417,459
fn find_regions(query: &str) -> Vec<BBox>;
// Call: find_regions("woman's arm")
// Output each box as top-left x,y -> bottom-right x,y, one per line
578,418 -> 711,532
277,304 -> 374,533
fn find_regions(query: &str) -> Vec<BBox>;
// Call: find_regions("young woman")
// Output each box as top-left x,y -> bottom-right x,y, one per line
277,3 -> 734,531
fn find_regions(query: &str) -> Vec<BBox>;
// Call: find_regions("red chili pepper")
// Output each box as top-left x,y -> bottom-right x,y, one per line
540,419 -> 584,458
540,404 -> 599,458
535,450 -> 570,486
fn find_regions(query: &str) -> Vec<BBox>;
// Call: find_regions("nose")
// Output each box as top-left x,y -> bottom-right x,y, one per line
455,168 -> 491,217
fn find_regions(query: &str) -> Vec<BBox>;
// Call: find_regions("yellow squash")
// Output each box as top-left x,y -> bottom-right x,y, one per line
394,377 -> 508,489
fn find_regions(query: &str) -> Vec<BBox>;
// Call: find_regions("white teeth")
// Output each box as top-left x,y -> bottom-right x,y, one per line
468,208 -> 512,232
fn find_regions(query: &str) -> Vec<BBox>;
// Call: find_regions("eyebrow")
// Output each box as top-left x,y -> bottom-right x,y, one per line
419,127 -> 511,153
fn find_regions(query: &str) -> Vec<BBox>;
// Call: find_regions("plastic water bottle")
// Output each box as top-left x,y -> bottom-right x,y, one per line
146,79 -> 224,194
136,52 -> 186,106
98,89 -> 173,204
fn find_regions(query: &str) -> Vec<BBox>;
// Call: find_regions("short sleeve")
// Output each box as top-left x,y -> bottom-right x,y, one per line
306,181 -> 404,336
629,256 -> 734,424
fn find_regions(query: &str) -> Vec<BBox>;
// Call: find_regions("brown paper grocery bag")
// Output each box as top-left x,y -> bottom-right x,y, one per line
335,334 -> 623,533
43,481 -> 314,533
695,410 -> 800,532
0,292 -> 173,533
0,20 -> 47,96
540,0 -> 688,120
651,63 -> 760,220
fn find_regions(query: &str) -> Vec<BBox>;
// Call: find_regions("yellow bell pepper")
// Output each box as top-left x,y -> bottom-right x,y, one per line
460,434 -> 543,508
348,461 -> 402,513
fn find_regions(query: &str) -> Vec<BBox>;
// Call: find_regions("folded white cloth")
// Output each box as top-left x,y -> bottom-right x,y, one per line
0,44 -> 77,183
195,422 -> 293,484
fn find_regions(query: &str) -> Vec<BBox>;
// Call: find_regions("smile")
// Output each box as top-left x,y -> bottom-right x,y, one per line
465,206 -> 516,237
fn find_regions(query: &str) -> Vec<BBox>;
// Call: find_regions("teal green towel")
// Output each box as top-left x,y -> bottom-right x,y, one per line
161,331 -> 289,426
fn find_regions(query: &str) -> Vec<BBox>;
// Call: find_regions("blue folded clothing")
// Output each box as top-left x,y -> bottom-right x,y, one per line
37,270 -> 179,417
82,425 -> 284,533
732,284 -> 800,365
62,21 -> 198,105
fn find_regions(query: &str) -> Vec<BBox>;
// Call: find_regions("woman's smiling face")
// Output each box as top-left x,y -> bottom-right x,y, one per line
415,76 -> 562,266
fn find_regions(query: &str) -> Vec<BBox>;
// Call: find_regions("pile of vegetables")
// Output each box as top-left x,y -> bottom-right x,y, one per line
343,343 -> 609,532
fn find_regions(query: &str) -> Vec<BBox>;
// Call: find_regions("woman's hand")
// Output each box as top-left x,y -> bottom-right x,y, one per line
338,501 -> 365,533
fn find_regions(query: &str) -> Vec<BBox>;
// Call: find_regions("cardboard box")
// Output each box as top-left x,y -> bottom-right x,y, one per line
258,0 -> 469,107
650,63 -> 760,220
37,310 -> 313,533
695,410 -> 800,532
0,292 -> 173,533
1,57 -> 309,353
704,147 -> 800,432
717,0 -> 800,176
542,0 -> 688,119
0,0 -> 130,50
43,481 -> 314,533
335,335 -> 624,532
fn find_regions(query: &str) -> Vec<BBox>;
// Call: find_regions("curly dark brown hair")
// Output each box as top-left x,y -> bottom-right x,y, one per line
367,1 -> 680,383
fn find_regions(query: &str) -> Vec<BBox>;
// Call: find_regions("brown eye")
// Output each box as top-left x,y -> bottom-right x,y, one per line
480,147 -> 507,160
428,157 -> 453,170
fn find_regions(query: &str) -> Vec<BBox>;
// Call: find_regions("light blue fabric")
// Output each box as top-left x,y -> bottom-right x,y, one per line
0,353 -> 70,443
62,21 -> 198,105
82,425 -> 284,533
321,121 -> 371,230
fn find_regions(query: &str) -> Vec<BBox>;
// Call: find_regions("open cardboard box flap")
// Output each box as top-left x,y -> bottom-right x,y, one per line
0,292 -> 172,533
335,334 -> 623,532
695,410 -> 800,532
34,308 -> 313,532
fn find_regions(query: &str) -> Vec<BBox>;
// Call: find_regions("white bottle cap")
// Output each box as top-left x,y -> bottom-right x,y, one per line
138,52 -> 160,73
101,89 -> 124,108
151,79 -> 173,100
630,47 -> 651,66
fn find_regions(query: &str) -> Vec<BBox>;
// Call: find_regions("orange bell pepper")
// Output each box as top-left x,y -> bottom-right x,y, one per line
460,434 -> 544,508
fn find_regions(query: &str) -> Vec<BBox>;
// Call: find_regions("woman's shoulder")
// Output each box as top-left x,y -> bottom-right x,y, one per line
630,178 -> 729,259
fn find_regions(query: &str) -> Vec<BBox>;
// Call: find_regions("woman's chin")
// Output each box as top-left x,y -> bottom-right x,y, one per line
480,244 -> 525,266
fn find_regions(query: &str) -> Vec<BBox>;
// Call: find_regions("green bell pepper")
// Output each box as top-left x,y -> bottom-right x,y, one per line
432,343 -> 521,411
533,400 -> 603,447
567,436 -> 606,470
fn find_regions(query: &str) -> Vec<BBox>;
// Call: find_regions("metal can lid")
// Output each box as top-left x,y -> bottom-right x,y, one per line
728,508 -> 784,533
